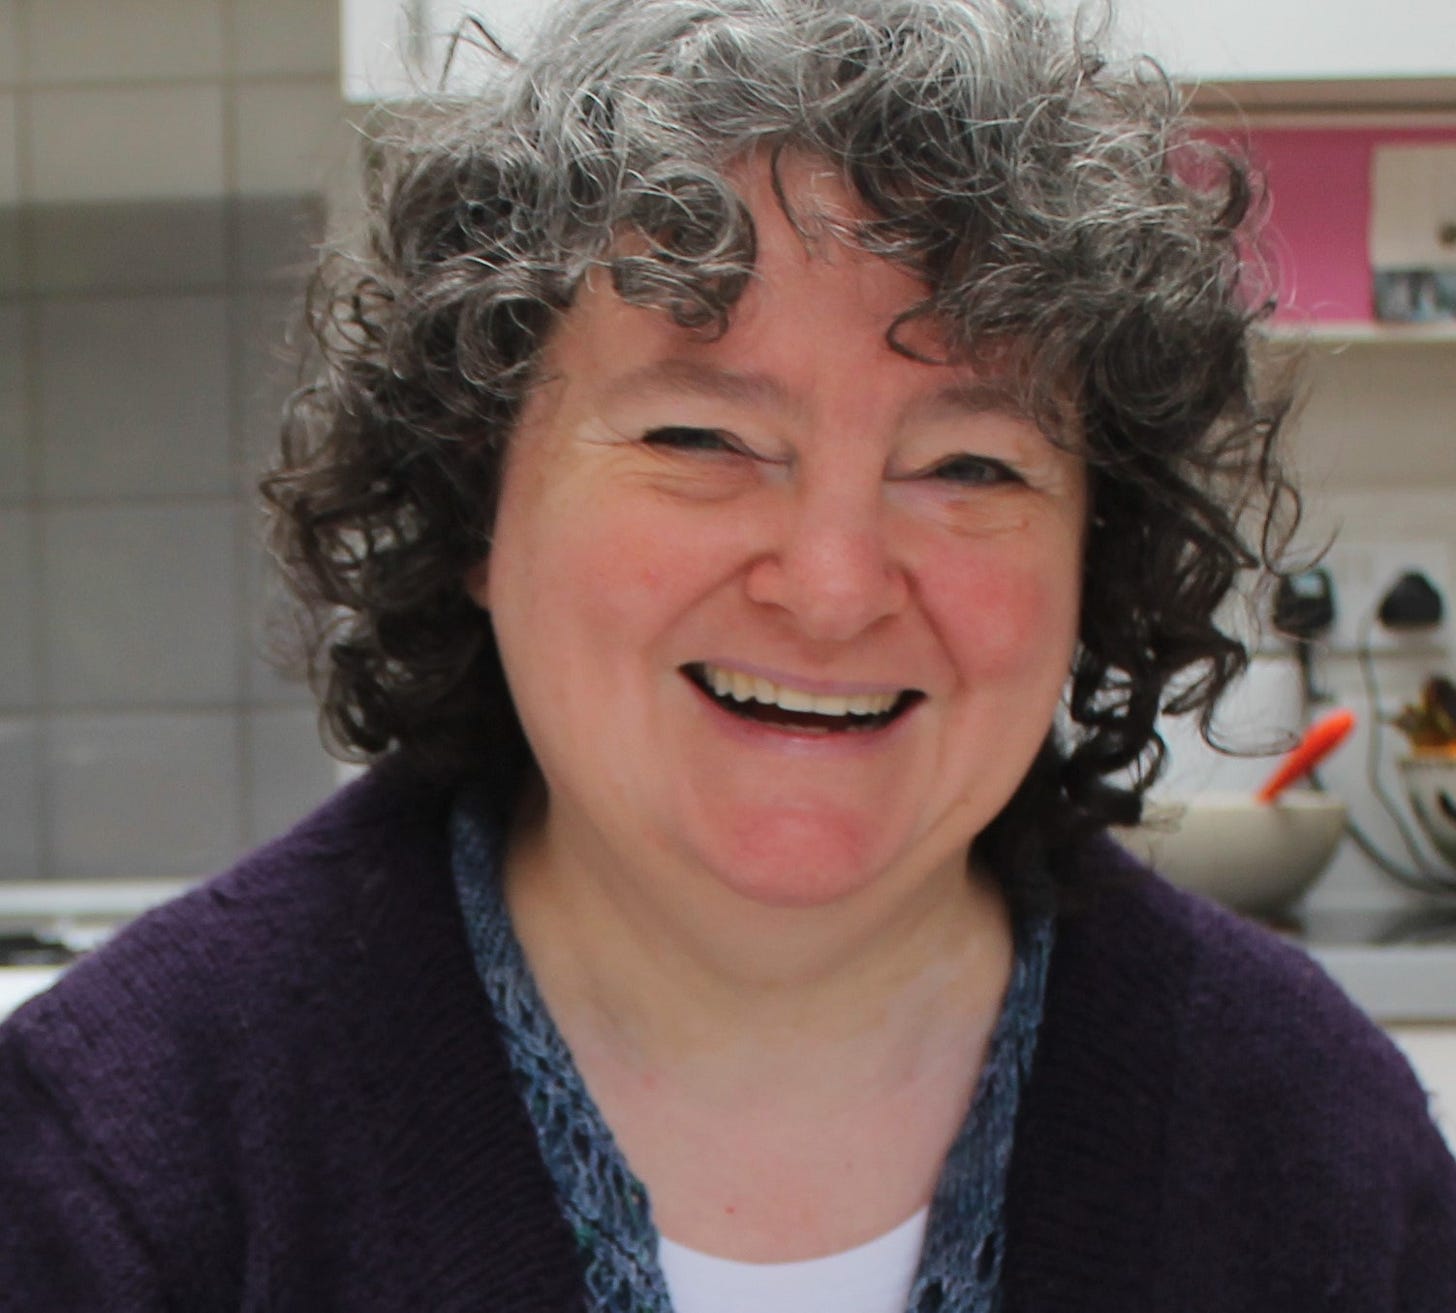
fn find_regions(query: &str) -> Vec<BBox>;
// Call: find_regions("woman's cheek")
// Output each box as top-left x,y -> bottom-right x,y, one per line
931,548 -> 1079,674
544,512 -> 712,631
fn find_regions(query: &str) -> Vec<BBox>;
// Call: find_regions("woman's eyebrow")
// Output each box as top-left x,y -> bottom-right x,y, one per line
599,359 -> 1038,432
600,359 -> 803,416
903,378 -> 1037,426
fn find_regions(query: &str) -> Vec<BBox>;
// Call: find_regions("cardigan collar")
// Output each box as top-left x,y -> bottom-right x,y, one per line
326,762 -> 1178,1312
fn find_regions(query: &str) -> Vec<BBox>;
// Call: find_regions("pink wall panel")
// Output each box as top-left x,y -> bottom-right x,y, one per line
1220,126 -> 1456,324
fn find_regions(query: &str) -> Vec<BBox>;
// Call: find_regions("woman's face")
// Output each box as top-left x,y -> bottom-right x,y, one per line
471,160 -> 1087,912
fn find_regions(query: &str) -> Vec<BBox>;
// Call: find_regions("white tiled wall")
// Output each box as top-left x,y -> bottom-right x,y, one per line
1293,344 -> 1456,491
40,505 -> 241,706
30,200 -> 230,296
46,711 -> 244,880
0,4 -> 17,87
241,502 -> 315,707
246,707 -> 333,844
232,0 -> 338,78
0,0 -> 346,881
0,93 -> 17,204
0,512 -> 34,707
234,79 -> 353,195
232,289 -> 303,489
0,306 -> 26,496
37,296 -> 232,499
0,718 -> 40,881
0,92 -> 17,295
29,85 -> 228,202
25,1 -> 227,84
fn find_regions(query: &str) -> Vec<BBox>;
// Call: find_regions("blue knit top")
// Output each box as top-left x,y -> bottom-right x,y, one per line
451,789 -> 1052,1313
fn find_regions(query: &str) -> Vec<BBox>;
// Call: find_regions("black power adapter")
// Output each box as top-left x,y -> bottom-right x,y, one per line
1274,567 -> 1336,642
1377,570 -> 1445,631
1273,567 -> 1336,704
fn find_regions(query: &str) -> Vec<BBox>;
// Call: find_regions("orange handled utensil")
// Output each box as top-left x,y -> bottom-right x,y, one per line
1254,707 -> 1357,804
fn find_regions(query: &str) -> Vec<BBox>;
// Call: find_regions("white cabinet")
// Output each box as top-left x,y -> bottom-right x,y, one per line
345,1 -> 1456,102
1098,0 -> 1456,84
342,0 -> 545,100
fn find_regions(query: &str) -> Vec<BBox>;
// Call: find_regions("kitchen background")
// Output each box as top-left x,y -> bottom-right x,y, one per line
0,0 -> 346,884
2,0 -> 1456,1109
3,0 -> 1455,903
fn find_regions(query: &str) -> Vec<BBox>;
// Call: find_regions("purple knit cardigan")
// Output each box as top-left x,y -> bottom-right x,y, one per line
2,759 -> 1453,1311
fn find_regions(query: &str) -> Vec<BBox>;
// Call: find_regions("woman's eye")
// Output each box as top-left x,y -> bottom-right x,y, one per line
924,454 -> 1022,487
642,426 -> 738,454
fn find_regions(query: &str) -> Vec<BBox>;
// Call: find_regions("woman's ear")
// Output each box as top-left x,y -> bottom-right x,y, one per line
464,555 -> 492,612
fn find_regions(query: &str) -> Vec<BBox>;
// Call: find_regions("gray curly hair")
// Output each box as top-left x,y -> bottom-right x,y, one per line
265,0 -> 1298,904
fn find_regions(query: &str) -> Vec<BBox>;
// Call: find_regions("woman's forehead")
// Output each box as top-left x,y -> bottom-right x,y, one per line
560,157 -> 932,354
517,150 -> 1065,436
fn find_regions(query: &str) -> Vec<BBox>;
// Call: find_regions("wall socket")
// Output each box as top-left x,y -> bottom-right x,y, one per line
1319,539 -> 1453,655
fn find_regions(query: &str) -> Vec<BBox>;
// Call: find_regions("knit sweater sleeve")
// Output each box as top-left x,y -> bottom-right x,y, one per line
0,925 -> 257,1313
0,1020 -> 170,1313
1397,1129 -> 1456,1311
1002,851 -> 1456,1313
0,765 -> 591,1313
1154,897 -> 1456,1311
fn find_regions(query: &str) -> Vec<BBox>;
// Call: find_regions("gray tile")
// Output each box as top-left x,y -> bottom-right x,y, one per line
26,0 -> 224,84
245,707 -> 333,843
0,92 -> 17,296
234,79 -> 347,195
234,289 -> 301,490
232,0 -> 338,77
0,2 -> 16,86
242,512 -> 314,707
0,511 -> 34,707
46,710 -> 242,880
0,107 -> 14,223
38,295 -> 231,499
0,93 -> 16,203
0,207 -> 19,298
0,718 -> 40,881
41,504 -> 240,707
30,85 -> 225,204
28,199 -> 227,296
0,305 -> 27,499
233,192 -> 326,288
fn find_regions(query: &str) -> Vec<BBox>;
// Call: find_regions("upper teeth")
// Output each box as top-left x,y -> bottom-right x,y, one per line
700,664 -> 901,717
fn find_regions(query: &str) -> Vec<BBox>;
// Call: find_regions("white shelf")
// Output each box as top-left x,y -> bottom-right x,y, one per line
1263,321 -> 1456,346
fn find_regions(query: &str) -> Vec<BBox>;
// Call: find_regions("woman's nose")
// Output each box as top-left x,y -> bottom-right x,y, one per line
743,482 -> 910,642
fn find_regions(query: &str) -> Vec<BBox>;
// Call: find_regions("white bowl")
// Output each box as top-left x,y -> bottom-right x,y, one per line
1113,790 -> 1347,917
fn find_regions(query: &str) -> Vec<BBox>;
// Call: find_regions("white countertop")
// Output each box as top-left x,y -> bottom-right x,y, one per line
0,967 -> 64,1019
1309,943 -> 1456,1023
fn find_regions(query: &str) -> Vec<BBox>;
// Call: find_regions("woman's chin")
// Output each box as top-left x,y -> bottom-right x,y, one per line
687,809 -> 912,912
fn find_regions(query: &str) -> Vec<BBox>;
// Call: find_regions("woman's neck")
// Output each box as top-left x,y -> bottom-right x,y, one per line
499,792 -> 1016,1259
501,791 -> 1015,1116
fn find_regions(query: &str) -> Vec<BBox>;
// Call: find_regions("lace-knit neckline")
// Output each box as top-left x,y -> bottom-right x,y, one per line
450,782 -> 1052,1313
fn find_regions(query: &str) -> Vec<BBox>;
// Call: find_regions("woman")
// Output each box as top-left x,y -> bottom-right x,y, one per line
2,0 -> 1453,1308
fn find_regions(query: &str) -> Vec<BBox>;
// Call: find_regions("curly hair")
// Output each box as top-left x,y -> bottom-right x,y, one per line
263,0 -> 1299,902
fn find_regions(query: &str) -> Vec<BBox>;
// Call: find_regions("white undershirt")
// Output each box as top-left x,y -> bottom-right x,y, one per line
657,1207 -> 930,1313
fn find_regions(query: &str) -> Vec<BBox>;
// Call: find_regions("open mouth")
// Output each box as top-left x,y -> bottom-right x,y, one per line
683,662 -> 923,734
